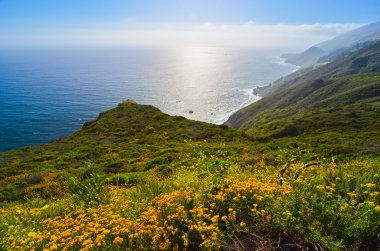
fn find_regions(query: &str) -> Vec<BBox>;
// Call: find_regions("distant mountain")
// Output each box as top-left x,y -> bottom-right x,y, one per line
255,40 -> 380,97
317,39 -> 378,63
281,20 -> 380,67
226,41 -> 380,154
281,46 -> 325,67
316,21 -> 380,52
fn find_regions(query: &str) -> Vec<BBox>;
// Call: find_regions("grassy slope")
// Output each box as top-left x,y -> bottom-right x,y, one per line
0,100 -> 253,200
226,42 -> 380,156
0,101 -> 379,250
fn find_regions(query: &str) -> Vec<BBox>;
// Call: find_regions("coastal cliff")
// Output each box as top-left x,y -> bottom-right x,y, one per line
225,41 -> 380,154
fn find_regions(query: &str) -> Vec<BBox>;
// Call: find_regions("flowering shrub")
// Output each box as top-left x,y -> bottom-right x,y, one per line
0,145 -> 379,250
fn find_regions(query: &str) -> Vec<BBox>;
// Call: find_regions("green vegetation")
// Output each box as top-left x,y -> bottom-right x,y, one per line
1,43 -> 380,250
1,136 -> 379,250
0,100 -> 250,202
0,100 -> 379,250
255,41 -> 380,97
226,42 -> 380,157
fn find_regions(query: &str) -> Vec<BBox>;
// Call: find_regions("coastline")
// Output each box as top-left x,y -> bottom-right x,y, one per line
220,55 -> 301,125
0,47 -> 300,151
215,88 -> 261,125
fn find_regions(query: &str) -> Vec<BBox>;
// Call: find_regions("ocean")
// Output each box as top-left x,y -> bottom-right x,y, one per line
0,45 -> 297,152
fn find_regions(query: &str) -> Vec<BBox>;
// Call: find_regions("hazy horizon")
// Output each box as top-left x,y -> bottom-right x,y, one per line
0,23 -> 363,51
1,0 -> 379,51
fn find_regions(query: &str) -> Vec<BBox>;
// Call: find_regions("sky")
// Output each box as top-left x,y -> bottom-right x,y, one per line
0,0 -> 379,49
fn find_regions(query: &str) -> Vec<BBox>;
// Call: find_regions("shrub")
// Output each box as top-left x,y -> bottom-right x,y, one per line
23,173 -> 45,185
145,155 -> 173,170
105,173 -> 145,187
350,57 -> 369,69
157,164 -> 174,176
0,184 -> 21,202
69,173 -> 108,206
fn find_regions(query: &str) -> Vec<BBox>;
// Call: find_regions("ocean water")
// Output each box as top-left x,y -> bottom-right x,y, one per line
0,45 -> 297,151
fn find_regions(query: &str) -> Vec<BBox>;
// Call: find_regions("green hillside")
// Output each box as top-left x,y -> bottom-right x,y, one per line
0,100 -> 252,200
1,101 -> 379,250
255,41 -> 380,97
226,42 -> 380,156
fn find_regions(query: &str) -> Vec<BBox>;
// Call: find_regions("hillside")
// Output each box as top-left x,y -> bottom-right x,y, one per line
281,20 -> 380,67
226,42 -> 380,156
316,21 -> 380,53
0,100 -> 252,199
317,39 -> 379,64
281,46 -> 325,68
254,40 -> 380,97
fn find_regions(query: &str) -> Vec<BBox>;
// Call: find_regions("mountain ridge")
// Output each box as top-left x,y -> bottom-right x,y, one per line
254,40 -> 380,98
225,41 -> 380,155
281,20 -> 380,68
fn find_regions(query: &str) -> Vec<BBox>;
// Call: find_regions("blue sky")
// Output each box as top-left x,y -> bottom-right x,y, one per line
0,0 -> 379,48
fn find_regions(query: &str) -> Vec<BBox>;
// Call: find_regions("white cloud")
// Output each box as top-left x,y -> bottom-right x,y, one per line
0,22 -> 362,50
194,22 -> 360,49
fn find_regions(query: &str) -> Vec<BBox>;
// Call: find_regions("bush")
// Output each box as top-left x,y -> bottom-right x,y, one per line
21,181 -> 64,200
157,164 -> 174,176
145,155 -> 174,170
105,173 -> 145,187
0,184 -> 21,202
350,57 -> 368,69
23,173 -> 45,185
69,173 -> 108,206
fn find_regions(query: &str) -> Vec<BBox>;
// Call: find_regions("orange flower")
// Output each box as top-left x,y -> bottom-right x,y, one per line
113,236 -> 123,245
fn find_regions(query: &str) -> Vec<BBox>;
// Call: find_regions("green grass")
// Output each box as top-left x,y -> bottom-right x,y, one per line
0,100 -> 255,203
0,141 -> 379,250
256,41 -> 380,97
0,100 -> 378,250
225,74 -> 380,157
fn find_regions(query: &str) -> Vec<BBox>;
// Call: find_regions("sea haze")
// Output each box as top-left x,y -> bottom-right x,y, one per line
0,45 -> 297,151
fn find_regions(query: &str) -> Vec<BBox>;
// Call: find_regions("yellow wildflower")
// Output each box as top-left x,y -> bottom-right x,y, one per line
182,234 -> 189,247
365,183 -> 376,188
94,234 -> 105,246
368,201 -> 375,207
347,192 -> 356,197
113,237 -> 123,245
370,192 -> 379,197
82,239 -> 93,247
50,235 -> 58,241
255,195 -> 264,201
28,232 -> 37,237
49,244 -> 58,251
211,215 -> 219,223
316,185 -> 325,190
